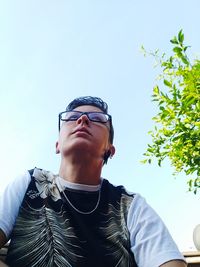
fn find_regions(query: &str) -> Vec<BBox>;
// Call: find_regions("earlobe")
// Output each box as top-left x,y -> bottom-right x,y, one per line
103,145 -> 115,164
55,141 -> 60,154
109,145 -> 115,158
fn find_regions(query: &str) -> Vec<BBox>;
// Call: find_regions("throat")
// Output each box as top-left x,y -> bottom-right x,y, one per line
59,169 -> 101,185
59,161 -> 102,185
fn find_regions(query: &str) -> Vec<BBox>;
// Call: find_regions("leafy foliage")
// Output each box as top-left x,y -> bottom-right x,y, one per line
142,30 -> 200,194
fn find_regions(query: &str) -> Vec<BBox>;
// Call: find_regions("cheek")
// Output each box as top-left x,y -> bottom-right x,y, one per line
57,128 -> 70,147
94,128 -> 110,148
60,124 -> 71,137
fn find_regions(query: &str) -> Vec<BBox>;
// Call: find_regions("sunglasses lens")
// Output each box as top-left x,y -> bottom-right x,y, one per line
60,111 -> 110,123
88,113 -> 108,122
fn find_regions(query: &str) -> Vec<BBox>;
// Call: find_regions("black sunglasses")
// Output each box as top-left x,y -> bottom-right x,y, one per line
58,110 -> 112,131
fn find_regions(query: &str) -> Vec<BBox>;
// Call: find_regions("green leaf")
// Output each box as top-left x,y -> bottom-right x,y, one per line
187,179 -> 193,188
140,159 -> 148,164
178,29 -> 184,44
158,159 -> 162,166
159,106 -> 165,111
140,45 -> 147,56
181,56 -> 189,65
184,46 -> 191,52
164,79 -> 172,87
185,96 -> 195,107
153,85 -> 160,95
173,47 -> 182,54
170,36 -> 178,45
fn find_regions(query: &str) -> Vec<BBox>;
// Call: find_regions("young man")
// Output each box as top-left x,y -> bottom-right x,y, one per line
0,96 -> 186,266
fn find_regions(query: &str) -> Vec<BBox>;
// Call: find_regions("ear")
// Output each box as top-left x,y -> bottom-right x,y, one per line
109,144 -> 115,158
55,141 -> 60,154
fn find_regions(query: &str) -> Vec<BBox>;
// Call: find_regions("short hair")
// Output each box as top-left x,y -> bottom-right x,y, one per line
66,96 -> 114,144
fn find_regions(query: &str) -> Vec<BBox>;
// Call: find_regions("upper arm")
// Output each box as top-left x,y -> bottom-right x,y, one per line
0,171 -> 30,239
160,260 -> 187,267
127,194 -> 186,267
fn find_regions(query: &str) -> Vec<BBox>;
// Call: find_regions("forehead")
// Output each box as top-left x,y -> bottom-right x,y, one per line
73,105 -> 103,113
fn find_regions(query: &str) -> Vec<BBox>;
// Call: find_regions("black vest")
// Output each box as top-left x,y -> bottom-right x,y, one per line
6,169 -> 138,267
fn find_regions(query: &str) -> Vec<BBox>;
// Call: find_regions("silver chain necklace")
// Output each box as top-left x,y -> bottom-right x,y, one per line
56,178 -> 102,215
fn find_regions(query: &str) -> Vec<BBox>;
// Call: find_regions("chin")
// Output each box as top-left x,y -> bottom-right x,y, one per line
62,141 -> 92,155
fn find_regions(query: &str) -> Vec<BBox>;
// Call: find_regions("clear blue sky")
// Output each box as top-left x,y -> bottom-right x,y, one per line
0,0 -> 200,251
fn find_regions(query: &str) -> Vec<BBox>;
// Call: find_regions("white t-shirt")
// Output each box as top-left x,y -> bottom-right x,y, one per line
0,170 -> 185,267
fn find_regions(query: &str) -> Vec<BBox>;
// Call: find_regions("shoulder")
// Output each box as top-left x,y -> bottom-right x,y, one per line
127,193 -> 161,229
4,170 -> 31,196
102,179 -> 136,197
0,168 -> 56,239
0,170 -> 32,239
126,193 -> 185,266
102,179 -> 137,212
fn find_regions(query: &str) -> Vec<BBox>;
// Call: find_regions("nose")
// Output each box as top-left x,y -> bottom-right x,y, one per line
77,114 -> 90,125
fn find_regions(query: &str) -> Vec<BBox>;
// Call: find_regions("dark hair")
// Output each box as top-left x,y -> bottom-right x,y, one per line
66,96 -> 114,144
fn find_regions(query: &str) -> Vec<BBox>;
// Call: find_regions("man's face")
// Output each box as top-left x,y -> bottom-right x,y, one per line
56,105 -> 115,161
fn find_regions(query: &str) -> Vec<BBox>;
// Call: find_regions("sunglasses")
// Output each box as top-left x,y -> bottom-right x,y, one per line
58,110 -> 112,130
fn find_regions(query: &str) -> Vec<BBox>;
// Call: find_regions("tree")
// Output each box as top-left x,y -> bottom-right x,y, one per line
142,30 -> 200,194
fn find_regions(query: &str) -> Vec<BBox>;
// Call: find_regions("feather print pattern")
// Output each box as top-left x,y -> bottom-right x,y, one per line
6,168 -> 137,267
97,194 -> 135,266
6,203 -> 86,266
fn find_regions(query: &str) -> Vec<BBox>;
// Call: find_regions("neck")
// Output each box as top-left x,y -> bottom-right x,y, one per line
58,157 -> 103,185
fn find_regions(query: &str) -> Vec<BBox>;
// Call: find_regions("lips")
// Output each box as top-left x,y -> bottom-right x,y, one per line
73,127 -> 91,135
